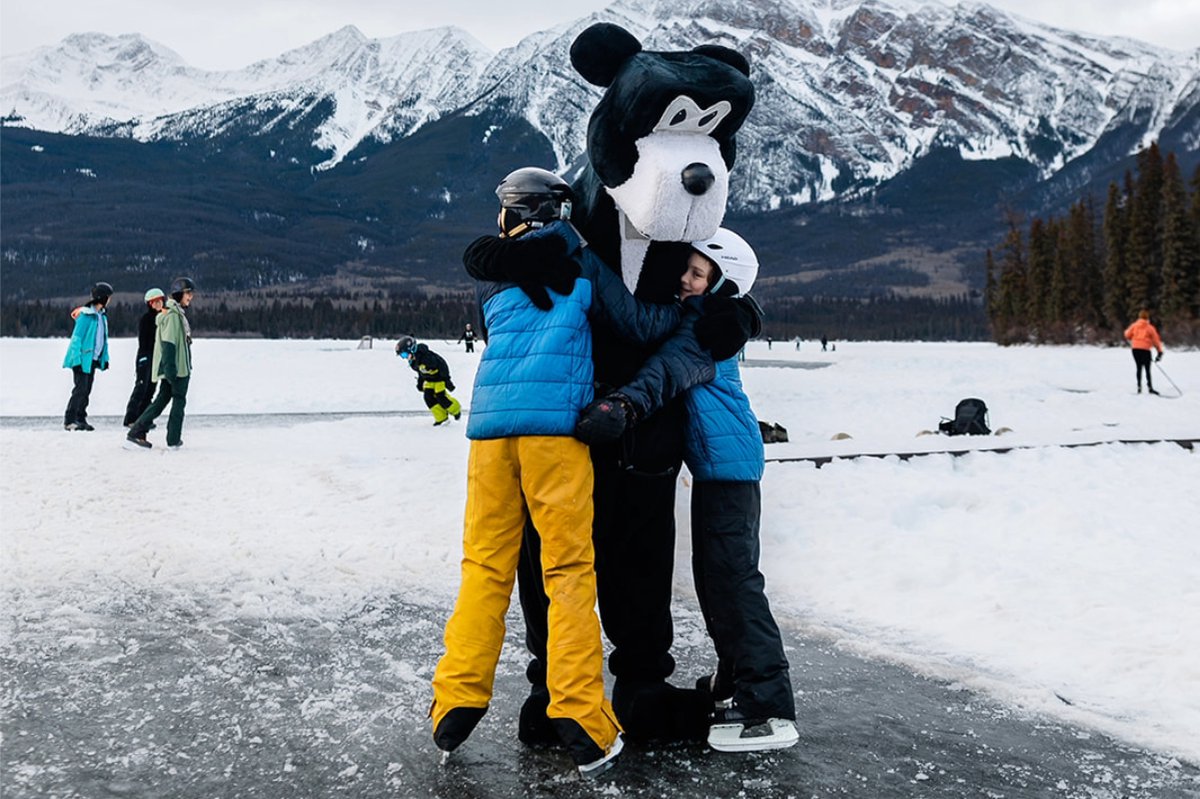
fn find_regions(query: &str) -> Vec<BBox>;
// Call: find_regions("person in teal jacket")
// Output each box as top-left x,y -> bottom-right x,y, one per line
126,277 -> 195,450
62,282 -> 113,431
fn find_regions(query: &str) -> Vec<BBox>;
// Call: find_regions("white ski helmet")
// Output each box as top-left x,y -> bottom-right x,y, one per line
690,228 -> 758,297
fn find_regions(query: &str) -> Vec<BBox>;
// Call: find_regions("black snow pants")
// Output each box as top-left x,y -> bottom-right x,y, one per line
64,364 -> 97,426
1132,348 -> 1154,391
691,480 -> 794,721
123,359 -> 156,426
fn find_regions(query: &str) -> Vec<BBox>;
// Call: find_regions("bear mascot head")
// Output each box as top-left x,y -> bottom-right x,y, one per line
567,22 -> 755,297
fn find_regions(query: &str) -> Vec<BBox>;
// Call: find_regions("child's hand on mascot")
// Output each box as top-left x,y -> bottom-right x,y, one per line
462,233 -> 582,311
694,294 -> 764,361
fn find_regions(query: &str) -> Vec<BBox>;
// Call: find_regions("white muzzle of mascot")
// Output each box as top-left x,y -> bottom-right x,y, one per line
605,95 -> 732,292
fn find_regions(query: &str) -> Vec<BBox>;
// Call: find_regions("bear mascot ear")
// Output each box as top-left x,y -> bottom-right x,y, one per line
570,22 -> 643,87
692,44 -> 751,78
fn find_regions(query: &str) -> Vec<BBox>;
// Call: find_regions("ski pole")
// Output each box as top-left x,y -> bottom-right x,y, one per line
1155,362 -> 1183,397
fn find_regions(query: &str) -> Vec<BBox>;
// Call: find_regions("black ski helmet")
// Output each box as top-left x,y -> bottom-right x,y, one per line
169,276 -> 196,299
395,335 -> 417,358
495,167 -> 573,237
90,282 -> 114,303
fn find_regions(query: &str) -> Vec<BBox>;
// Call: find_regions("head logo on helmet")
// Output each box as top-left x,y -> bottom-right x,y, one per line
495,167 -> 574,238
690,228 -> 758,297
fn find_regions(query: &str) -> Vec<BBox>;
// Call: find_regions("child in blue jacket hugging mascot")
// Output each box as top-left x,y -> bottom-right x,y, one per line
576,229 -> 798,753
430,167 -> 686,777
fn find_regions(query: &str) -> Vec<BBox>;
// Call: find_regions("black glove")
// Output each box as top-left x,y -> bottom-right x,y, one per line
1156,351 -> 1163,362
416,377 -> 426,391
694,294 -> 763,362
446,380 -> 455,392
575,394 -> 635,446
463,234 -> 579,310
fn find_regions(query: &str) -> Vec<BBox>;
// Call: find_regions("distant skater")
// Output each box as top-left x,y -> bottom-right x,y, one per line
123,288 -> 166,426
1123,310 -> 1164,395
820,334 -> 828,352
458,323 -> 477,353
396,336 -> 461,425
62,282 -> 113,431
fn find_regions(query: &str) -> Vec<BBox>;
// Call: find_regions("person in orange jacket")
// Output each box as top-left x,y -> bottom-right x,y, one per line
1123,310 -> 1164,395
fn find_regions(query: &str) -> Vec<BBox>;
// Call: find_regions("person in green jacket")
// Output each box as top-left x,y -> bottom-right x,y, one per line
126,277 -> 195,450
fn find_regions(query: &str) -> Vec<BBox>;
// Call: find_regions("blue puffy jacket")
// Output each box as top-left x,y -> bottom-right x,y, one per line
619,309 -> 764,482
466,222 -> 681,440
62,306 -> 110,373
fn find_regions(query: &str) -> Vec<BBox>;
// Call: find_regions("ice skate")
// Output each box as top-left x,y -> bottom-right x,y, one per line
708,708 -> 799,753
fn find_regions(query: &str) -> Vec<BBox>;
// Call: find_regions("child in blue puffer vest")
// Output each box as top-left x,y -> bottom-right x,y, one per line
430,167 -> 686,778
576,228 -> 798,754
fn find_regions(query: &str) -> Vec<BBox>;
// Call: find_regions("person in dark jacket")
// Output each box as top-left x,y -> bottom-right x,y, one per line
123,288 -> 166,426
431,167 -> 688,777
457,323 -> 477,353
126,277 -> 195,450
62,281 -> 113,431
395,337 -> 461,425
576,229 -> 797,753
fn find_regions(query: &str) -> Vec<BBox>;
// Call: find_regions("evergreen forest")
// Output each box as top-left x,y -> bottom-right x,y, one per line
986,143 -> 1200,346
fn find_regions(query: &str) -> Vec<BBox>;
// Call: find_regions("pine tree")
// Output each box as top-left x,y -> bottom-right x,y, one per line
1065,197 -> 1103,333
995,214 -> 1028,343
1027,217 -> 1056,334
1159,152 -> 1198,325
1192,166 -> 1200,314
1124,143 -> 1164,315
1102,179 -> 1129,330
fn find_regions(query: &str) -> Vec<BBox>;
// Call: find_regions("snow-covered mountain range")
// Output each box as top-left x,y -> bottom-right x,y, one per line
4,0 -> 1197,211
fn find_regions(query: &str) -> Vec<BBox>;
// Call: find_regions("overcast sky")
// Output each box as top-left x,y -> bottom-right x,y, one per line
2,0 -> 1196,70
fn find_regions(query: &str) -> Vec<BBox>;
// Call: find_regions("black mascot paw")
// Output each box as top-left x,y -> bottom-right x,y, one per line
613,680 -> 711,743
695,294 -> 762,361
462,234 -> 579,310
575,394 -> 635,445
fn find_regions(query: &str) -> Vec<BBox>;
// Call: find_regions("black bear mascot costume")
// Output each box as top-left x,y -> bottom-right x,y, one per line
471,22 -> 758,743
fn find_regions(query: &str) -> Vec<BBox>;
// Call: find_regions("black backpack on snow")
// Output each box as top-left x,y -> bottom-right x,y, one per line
939,398 -> 990,436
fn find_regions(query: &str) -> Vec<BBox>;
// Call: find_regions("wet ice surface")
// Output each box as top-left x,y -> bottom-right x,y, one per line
4,592 -> 1196,799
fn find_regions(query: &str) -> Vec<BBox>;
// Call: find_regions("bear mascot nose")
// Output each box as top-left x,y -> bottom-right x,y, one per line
681,163 -> 716,195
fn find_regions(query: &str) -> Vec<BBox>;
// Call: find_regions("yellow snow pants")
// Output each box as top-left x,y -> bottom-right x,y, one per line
431,435 -> 619,753
421,380 -> 461,423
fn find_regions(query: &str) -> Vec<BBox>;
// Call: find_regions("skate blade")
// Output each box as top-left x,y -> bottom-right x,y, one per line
122,440 -> 152,451
708,719 -> 799,753
439,750 -> 452,767
578,733 -> 623,778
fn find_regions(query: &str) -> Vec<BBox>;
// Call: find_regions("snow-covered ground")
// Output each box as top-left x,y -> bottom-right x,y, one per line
2,337 -> 1197,764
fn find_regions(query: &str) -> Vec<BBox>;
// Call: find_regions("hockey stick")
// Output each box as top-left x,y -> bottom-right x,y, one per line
1155,362 -> 1183,398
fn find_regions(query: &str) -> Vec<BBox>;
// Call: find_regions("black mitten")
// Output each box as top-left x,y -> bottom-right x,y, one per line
694,294 -> 763,361
575,394 -> 635,445
463,234 -> 580,306
519,282 -> 553,311
446,380 -> 456,392
1156,351 -> 1163,362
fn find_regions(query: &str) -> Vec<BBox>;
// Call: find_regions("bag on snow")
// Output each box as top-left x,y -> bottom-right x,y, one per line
938,398 -> 990,436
